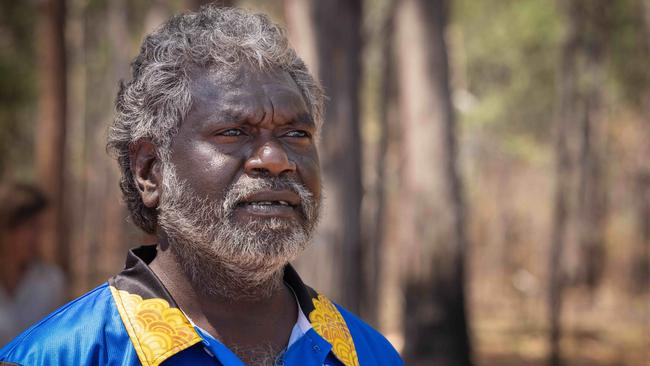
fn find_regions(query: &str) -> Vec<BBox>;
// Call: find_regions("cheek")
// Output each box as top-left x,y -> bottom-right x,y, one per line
172,142 -> 245,194
295,152 -> 321,198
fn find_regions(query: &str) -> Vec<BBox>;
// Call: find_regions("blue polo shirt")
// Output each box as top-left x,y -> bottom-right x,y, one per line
0,246 -> 403,366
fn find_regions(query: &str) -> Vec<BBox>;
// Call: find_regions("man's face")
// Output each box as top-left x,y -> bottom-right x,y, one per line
156,63 -> 321,294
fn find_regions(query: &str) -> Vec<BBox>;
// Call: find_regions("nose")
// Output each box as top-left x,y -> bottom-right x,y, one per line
244,140 -> 296,177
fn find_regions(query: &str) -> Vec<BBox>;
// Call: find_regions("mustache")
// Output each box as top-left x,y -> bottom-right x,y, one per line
221,176 -> 315,217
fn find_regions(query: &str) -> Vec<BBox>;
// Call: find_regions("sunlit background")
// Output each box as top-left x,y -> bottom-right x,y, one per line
0,0 -> 648,365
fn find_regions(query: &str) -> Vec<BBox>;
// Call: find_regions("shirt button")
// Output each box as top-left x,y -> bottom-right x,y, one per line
204,347 -> 214,357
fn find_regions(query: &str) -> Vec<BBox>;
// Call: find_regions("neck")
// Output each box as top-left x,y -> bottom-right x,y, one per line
149,240 -> 298,357
150,243 -> 287,307
160,234 -> 287,300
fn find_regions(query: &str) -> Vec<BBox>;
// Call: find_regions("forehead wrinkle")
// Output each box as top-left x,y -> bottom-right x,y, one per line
247,86 -> 273,127
189,64 -> 310,129
269,87 -> 309,127
199,88 -> 265,127
237,88 -> 265,124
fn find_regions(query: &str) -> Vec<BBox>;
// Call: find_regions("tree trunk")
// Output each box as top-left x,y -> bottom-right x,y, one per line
548,39 -> 573,364
571,3 -> 608,293
631,172 -> 650,292
285,0 -> 364,313
630,0 -> 650,293
394,0 -> 472,364
68,0 -> 155,295
549,1 -> 609,364
36,0 -> 68,272
644,0 -> 650,50
575,93 -> 607,291
362,2 -> 398,327
65,0 -> 88,296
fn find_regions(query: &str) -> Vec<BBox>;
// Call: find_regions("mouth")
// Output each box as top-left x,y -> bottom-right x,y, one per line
235,190 -> 301,218
239,200 -> 293,207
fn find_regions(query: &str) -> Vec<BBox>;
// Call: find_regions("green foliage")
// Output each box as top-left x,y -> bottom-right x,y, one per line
452,0 -> 562,160
608,0 -> 650,110
0,1 -> 38,176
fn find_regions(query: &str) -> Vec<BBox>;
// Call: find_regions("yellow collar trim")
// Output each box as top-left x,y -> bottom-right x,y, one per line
309,295 -> 360,366
109,286 -> 202,366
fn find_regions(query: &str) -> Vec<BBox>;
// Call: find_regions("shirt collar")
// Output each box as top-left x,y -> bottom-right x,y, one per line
286,289 -> 312,349
108,245 -> 360,366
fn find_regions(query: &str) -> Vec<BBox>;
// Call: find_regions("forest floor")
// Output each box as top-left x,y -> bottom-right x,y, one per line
472,280 -> 649,366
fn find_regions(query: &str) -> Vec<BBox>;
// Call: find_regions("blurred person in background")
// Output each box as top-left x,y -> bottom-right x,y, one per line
0,182 -> 65,346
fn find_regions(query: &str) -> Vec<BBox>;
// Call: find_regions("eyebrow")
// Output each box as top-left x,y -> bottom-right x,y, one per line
291,112 -> 316,127
202,108 -> 248,126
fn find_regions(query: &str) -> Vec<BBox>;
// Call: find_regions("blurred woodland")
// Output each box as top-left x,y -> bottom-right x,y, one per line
1,0 -> 649,365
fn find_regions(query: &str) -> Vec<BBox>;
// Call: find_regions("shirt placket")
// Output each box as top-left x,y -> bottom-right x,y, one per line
282,330 -> 334,366
195,327 -> 246,366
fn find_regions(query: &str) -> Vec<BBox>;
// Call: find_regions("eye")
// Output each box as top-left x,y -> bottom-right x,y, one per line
283,130 -> 311,138
218,128 -> 245,137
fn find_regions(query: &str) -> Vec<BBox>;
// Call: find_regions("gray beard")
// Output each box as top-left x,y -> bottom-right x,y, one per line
157,161 -> 320,300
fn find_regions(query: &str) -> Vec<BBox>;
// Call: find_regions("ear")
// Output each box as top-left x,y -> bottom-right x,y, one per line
130,140 -> 162,208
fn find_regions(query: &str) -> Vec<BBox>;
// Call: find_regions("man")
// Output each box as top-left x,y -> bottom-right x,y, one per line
0,6 -> 402,366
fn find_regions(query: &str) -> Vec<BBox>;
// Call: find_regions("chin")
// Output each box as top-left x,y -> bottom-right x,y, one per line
215,228 -> 309,267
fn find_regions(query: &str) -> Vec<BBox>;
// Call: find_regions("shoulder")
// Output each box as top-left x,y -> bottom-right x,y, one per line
0,283 -> 137,366
334,303 -> 404,366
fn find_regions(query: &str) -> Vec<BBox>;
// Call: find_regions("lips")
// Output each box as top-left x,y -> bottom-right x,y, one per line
240,200 -> 291,206
235,190 -> 301,218
238,190 -> 301,207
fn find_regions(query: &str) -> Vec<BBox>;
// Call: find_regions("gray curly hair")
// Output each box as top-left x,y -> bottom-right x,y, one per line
107,6 -> 324,234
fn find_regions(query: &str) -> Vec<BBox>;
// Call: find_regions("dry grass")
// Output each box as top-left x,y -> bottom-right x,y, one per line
470,275 -> 649,366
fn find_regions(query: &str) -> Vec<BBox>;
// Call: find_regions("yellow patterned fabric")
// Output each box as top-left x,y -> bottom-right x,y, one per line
109,286 -> 202,366
309,295 -> 360,366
